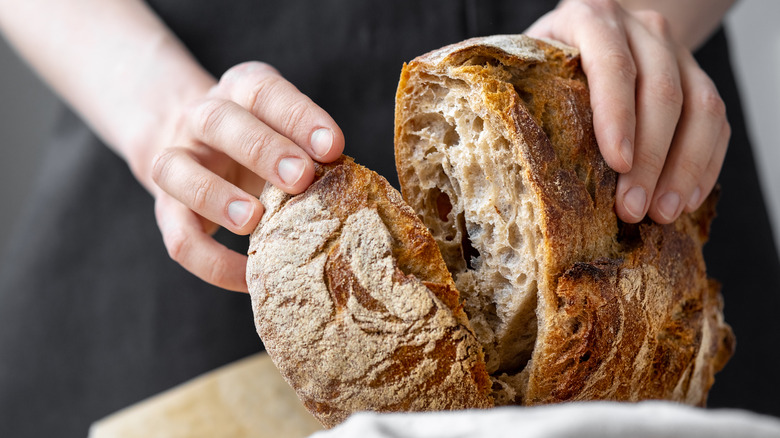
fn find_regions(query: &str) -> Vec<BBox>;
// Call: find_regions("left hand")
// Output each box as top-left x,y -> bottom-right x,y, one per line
149,62 -> 344,292
526,0 -> 730,224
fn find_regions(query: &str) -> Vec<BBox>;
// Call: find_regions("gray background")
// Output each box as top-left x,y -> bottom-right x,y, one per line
1,0 -> 778,257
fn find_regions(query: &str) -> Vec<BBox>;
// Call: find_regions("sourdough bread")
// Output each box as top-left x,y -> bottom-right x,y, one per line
247,35 -> 734,428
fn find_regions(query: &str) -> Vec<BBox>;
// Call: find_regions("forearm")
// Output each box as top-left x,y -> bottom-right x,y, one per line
0,0 -> 214,192
616,0 -> 736,50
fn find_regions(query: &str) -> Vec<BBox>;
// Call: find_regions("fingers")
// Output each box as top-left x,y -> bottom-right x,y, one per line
648,50 -> 729,221
155,194 -> 250,293
527,0 -> 637,173
615,10 -> 684,222
215,62 -> 345,163
151,145 -> 264,235
187,97 -> 317,194
685,119 -> 729,213
527,0 -> 728,224
181,62 -> 345,196
149,61 -> 347,291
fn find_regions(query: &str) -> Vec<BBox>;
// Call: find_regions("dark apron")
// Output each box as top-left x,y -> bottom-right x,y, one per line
0,1 -> 777,436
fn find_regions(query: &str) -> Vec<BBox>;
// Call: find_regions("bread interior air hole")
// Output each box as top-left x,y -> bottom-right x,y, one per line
401,75 -> 543,376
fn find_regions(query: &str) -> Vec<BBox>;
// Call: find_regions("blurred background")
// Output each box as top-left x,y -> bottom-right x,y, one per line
1,1 -> 778,262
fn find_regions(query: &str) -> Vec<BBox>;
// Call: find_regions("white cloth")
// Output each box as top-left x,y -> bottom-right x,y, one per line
309,401 -> 780,438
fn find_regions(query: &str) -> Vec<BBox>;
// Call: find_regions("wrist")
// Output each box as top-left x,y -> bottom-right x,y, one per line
118,37 -> 216,196
0,0 -> 216,196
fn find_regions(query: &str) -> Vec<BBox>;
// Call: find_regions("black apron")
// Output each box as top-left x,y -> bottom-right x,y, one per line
1,1 -> 777,436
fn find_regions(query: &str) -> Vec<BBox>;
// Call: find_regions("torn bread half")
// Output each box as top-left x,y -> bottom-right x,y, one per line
394,34 -> 733,405
247,157 -> 492,428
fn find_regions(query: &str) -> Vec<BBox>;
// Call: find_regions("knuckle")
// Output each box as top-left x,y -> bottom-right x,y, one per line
677,156 -> 707,183
164,227 -> 188,263
205,255 -> 231,287
636,147 -> 666,177
649,72 -> 683,107
603,49 -> 637,81
568,0 -> 622,31
242,129 -> 276,168
698,87 -> 726,120
279,98 -> 313,136
151,148 -> 177,185
192,99 -> 230,139
219,62 -> 278,86
219,64 -> 243,85
246,73 -> 285,112
636,10 -> 671,37
578,0 -> 620,15
248,61 -> 280,76
190,174 -> 215,212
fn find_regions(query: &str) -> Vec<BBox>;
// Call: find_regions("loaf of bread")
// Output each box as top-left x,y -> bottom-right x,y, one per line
247,35 -> 734,428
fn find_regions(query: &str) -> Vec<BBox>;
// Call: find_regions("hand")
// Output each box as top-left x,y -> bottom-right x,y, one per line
526,0 -> 730,224
150,61 -> 345,292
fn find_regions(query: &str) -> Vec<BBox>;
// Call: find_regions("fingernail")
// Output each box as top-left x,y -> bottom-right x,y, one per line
657,192 -> 681,222
623,186 -> 647,220
688,187 -> 702,209
278,157 -> 305,186
619,138 -> 633,170
228,200 -> 252,228
311,128 -> 333,158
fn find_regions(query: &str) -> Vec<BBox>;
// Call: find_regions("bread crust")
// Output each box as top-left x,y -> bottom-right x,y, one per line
525,193 -> 734,405
247,158 -> 492,428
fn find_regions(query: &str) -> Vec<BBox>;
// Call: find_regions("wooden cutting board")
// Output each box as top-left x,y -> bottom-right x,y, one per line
89,353 -> 322,438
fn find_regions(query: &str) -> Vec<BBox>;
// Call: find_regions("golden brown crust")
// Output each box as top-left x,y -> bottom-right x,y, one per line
247,159 -> 492,428
525,191 -> 734,405
394,34 -> 733,406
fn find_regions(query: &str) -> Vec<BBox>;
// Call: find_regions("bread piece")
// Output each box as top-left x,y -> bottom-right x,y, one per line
395,35 -> 619,377
393,35 -> 733,405
246,157 -> 492,428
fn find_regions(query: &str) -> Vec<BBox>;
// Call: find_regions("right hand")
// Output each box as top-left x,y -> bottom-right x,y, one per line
526,0 -> 730,225
150,61 -> 345,292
